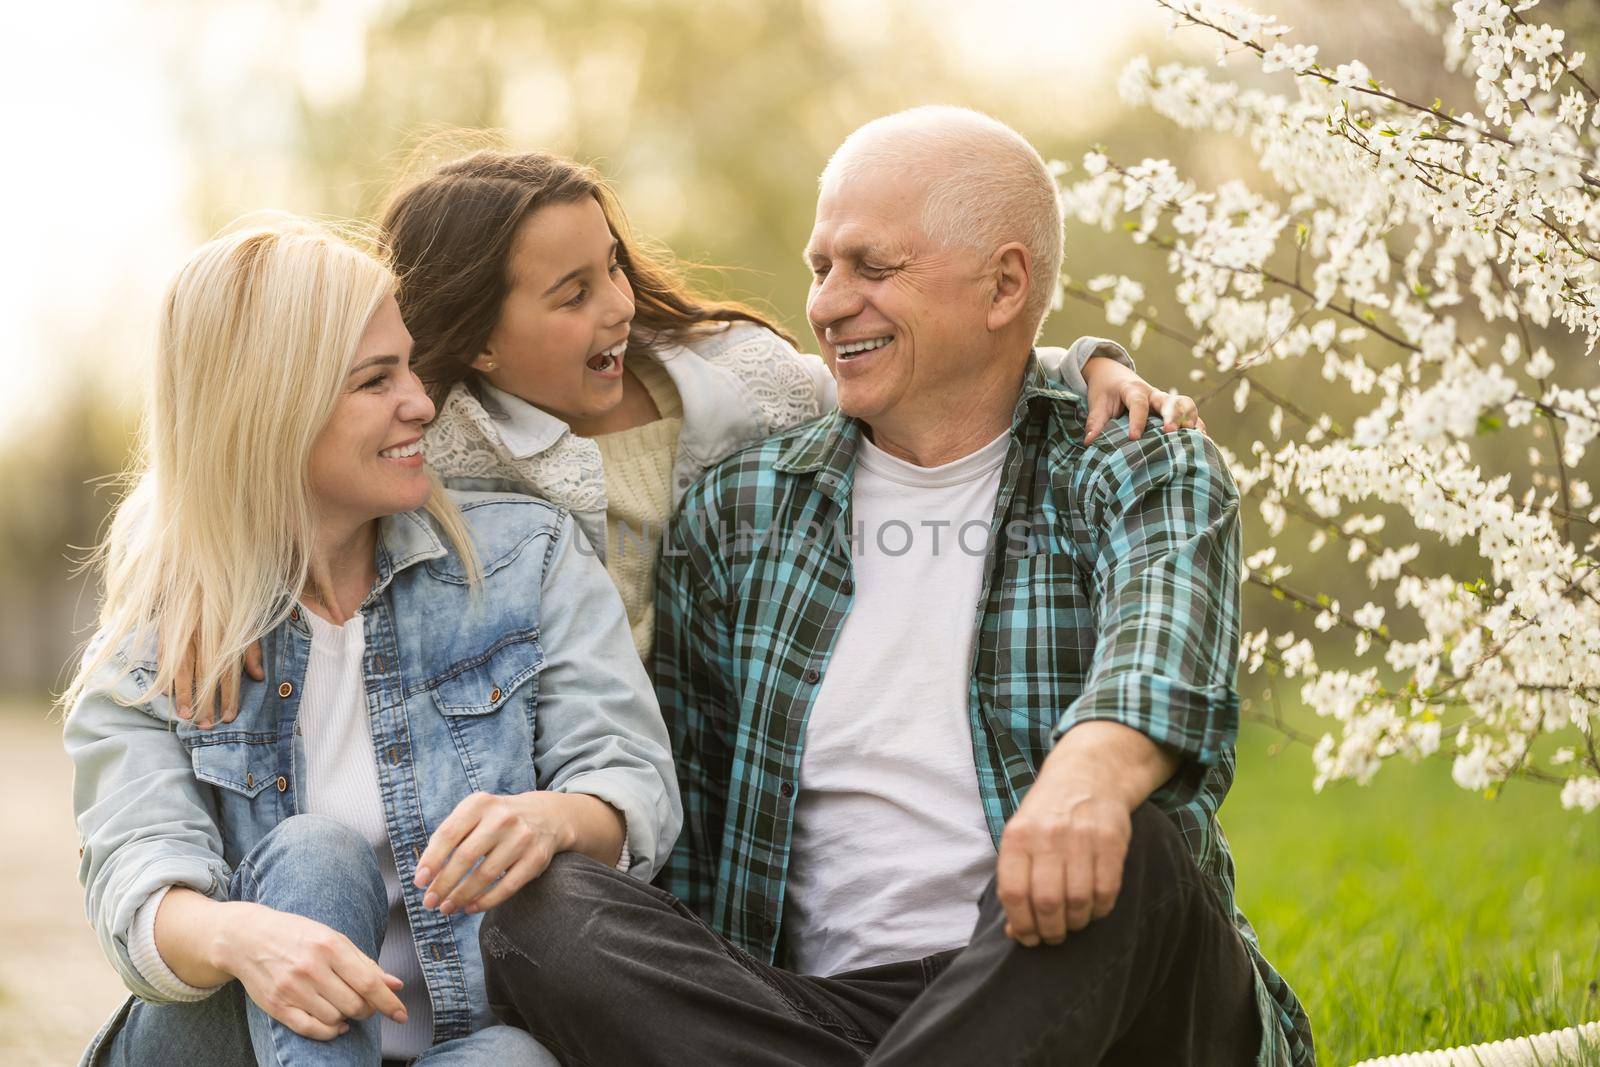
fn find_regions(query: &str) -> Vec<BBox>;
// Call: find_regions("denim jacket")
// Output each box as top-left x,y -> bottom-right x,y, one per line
66,489 -> 681,1049
422,323 -> 1129,562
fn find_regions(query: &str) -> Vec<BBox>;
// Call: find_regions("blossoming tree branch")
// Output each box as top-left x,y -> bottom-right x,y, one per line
1056,0 -> 1600,810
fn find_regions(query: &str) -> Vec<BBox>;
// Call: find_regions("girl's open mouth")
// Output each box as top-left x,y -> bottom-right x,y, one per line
587,339 -> 627,376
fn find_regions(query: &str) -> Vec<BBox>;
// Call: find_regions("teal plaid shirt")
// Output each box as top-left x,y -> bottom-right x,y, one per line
653,354 -> 1314,1066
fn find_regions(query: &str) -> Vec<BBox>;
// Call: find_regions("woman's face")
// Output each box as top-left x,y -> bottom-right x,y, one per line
474,196 -> 635,424
307,295 -> 437,530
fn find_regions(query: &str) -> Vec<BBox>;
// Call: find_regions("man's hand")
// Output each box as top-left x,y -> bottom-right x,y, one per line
995,721 -> 1180,946
997,784 -> 1130,946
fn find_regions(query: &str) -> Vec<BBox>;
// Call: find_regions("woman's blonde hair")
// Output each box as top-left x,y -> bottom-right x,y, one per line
63,213 -> 478,714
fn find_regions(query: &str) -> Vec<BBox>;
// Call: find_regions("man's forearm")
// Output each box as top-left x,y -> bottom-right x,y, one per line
1039,720 -> 1182,811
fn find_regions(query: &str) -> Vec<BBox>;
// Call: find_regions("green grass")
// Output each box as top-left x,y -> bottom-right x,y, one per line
1225,724 -> 1600,1065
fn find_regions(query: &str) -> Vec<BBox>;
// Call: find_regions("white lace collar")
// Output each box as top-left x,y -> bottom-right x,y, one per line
480,382 -> 570,458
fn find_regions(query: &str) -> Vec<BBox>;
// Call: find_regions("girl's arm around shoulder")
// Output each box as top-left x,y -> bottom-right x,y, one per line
692,321 -> 836,427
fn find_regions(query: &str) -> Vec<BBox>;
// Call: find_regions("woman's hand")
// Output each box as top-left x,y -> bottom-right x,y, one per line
415,791 -> 625,916
1080,353 -> 1205,444
209,900 -> 408,1041
169,638 -> 265,730
415,792 -> 568,917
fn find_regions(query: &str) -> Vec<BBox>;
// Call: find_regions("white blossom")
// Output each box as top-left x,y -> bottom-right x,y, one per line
1056,0 -> 1600,809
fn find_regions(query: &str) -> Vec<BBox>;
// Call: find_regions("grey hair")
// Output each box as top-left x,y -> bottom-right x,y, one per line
820,106 -> 1064,337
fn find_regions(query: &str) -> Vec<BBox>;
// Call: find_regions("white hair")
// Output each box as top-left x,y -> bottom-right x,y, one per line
820,106 -> 1064,336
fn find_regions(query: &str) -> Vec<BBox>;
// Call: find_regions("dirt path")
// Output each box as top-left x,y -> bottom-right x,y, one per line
0,711 -> 130,1065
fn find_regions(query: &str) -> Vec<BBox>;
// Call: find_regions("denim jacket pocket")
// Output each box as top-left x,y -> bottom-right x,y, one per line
179,733 -> 285,863
427,629 -> 546,717
426,630 -> 544,793
182,734 -> 281,798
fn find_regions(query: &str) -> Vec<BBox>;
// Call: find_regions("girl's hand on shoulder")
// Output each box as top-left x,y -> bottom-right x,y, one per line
414,791 -> 569,917
167,638 -> 265,729
215,901 -> 407,1041
1080,355 -> 1205,445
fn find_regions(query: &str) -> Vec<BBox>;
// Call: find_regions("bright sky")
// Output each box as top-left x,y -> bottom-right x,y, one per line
2,1 -> 191,445
0,0 -> 1161,448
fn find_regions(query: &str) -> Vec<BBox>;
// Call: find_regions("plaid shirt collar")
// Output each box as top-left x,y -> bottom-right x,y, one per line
772,351 -> 1072,493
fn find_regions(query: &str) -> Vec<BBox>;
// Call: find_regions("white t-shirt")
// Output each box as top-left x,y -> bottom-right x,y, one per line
299,610 -> 431,1059
784,428 -> 1009,977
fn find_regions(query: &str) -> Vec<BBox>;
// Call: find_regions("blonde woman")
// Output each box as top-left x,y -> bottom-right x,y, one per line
64,216 -> 678,1066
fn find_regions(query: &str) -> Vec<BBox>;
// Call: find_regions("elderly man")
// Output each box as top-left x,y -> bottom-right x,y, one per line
481,107 -> 1313,1066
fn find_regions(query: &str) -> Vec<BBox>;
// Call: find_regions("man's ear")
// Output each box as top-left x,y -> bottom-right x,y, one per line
986,243 -> 1031,333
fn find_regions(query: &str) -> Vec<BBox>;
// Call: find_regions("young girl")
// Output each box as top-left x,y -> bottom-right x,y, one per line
381,149 -> 1197,660
66,216 -> 677,1065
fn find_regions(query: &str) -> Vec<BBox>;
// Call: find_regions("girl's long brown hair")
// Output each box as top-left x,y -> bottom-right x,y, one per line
381,150 -> 792,411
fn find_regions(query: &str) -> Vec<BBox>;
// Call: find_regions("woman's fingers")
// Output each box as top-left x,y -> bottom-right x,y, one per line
313,968 -> 374,1022
291,984 -> 349,1029
423,821 -> 498,911
444,836 -> 525,914
468,849 -> 554,914
330,950 -> 407,1023
277,1004 -> 347,1042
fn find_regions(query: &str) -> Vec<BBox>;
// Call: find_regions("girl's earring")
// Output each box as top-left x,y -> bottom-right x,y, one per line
480,359 -> 499,372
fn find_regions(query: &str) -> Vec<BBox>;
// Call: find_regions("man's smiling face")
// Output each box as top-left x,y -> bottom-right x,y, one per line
803,165 -> 993,426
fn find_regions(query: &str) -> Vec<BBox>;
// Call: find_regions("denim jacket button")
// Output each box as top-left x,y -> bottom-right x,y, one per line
278,682 -> 293,699
276,776 -> 288,792
289,606 -> 301,623
430,944 -> 444,961
246,773 -> 254,789
490,687 -> 502,702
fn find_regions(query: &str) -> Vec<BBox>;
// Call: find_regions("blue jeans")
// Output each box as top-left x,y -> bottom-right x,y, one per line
82,814 -> 556,1066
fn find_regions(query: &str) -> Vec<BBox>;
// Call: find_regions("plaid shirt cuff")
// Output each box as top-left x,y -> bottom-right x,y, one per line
1054,671 -> 1240,804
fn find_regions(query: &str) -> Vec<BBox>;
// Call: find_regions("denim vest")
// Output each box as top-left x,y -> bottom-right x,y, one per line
67,489 -> 680,1052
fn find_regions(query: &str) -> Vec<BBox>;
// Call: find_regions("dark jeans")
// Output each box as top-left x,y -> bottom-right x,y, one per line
481,803 -> 1261,1066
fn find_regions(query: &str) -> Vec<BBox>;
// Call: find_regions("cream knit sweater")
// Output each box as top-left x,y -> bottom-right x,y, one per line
593,355 -> 684,660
